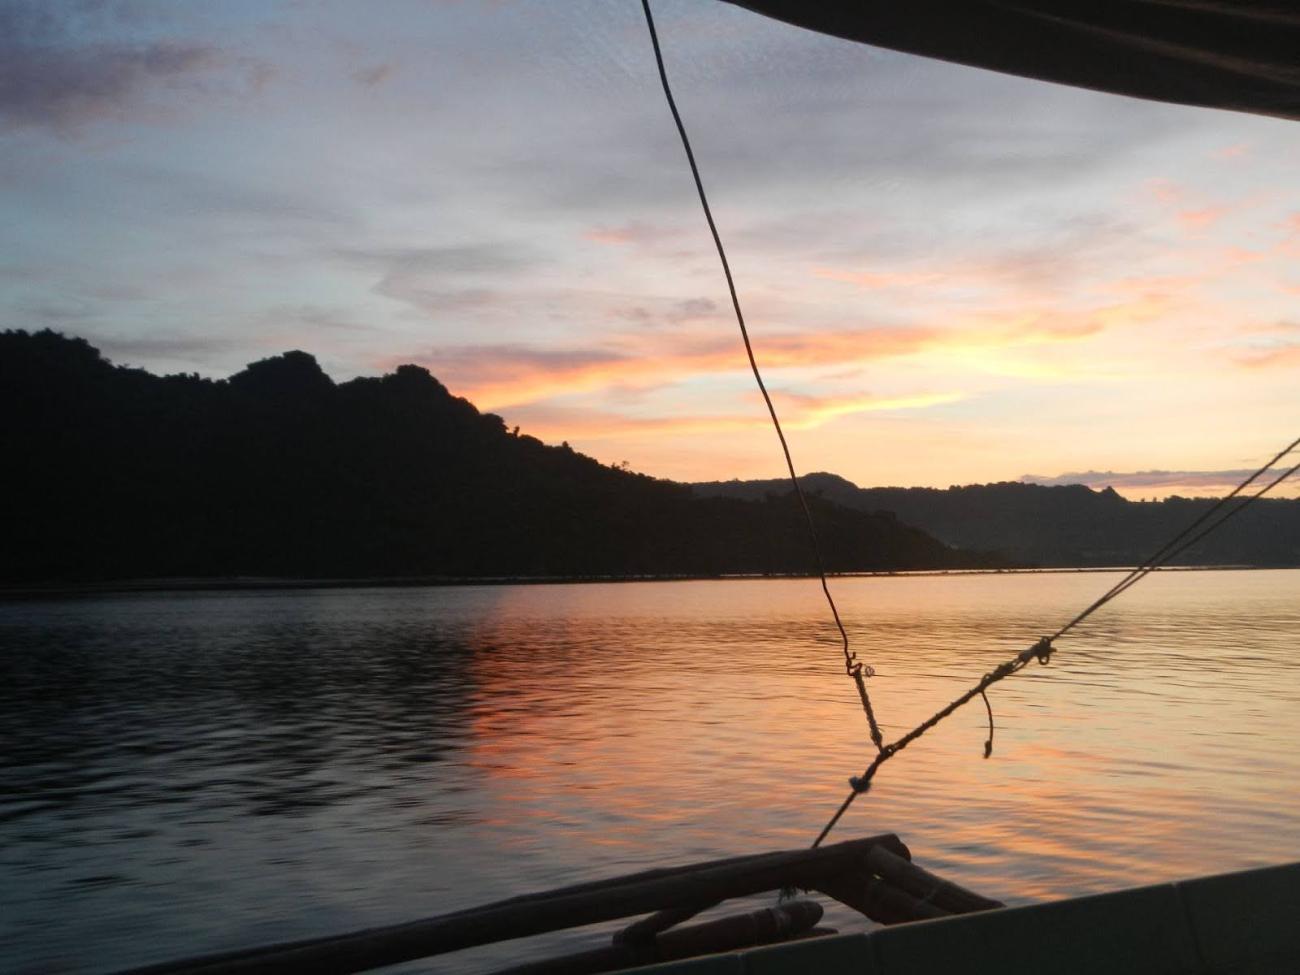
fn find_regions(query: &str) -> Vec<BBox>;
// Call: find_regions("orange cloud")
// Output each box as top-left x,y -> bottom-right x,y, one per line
1107,274 -> 1204,295
1143,181 -> 1261,238
1212,143 -> 1250,160
774,390 -> 964,428
383,327 -> 946,409
1236,345 -> 1300,369
382,295 -> 1134,411
1177,206 -> 1230,232
584,221 -> 680,247
1145,178 -> 1182,205
813,267 -> 944,290
512,389 -> 964,441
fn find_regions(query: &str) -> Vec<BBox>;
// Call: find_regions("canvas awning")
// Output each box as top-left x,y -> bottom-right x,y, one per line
723,1 -> 1300,122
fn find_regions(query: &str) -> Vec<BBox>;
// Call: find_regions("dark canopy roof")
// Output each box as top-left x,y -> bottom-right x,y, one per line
724,1 -> 1300,122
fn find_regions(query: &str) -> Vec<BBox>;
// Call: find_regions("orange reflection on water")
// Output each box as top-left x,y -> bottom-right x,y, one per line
452,572 -> 1300,906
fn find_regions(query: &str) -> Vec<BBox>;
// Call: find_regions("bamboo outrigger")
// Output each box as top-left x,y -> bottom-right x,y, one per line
123,834 -> 999,975
119,835 -> 1299,974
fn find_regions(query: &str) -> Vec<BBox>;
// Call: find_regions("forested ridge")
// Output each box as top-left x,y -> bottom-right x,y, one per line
694,472 -> 1300,567
2,330 -> 996,584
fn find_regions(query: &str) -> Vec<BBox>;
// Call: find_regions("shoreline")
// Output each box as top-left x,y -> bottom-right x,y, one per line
0,563 -> 1284,600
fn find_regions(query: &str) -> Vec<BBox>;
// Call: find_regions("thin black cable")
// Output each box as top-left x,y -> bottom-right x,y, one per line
813,437 -> 1298,846
640,0 -> 884,750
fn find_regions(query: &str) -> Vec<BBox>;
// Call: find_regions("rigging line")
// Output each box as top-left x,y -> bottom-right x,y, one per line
639,0 -> 884,750
1048,434 -> 1300,642
813,434 -> 1299,847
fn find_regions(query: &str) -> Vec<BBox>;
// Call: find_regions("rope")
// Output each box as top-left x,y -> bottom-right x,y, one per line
640,0 -> 884,750
813,437 -> 1298,846
979,689 -> 994,760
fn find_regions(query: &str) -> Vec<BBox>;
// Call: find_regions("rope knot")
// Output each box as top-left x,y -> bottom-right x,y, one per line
1015,637 -> 1054,668
1032,637 -> 1054,665
848,775 -> 872,794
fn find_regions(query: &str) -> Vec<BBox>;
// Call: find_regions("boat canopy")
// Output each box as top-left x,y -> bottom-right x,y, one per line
723,1 -> 1300,122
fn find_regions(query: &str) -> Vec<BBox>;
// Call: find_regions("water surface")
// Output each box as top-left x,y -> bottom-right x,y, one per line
3,570 -> 1299,972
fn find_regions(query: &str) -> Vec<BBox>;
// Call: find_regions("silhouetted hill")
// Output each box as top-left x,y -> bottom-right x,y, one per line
1,331 -> 997,584
692,472 -> 1300,567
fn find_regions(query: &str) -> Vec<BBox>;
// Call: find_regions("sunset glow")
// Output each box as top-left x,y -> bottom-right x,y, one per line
3,1 -> 1297,496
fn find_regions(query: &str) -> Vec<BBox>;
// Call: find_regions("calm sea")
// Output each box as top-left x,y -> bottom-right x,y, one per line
3,570 -> 1299,973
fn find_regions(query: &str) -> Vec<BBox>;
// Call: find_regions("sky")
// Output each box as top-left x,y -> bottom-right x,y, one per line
3,0 -> 1298,498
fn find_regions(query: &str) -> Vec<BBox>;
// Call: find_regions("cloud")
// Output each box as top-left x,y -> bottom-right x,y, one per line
1230,321 -> 1300,368
1236,345 -> 1300,369
507,389 -> 961,441
1021,469 -> 1265,491
351,64 -> 393,88
384,343 -> 628,408
384,302 -> 1118,411
584,221 -> 683,247
808,212 -> 1150,300
673,297 -> 717,318
0,40 -> 214,131
814,267 -> 944,291
616,296 -> 719,325
388,326 -> 946,408
340,243 -> 537,276
336,243 -> 541,316
0,2 -> 223,132
1177,206 -> 1230,232
91,332 -> 243,366
259,304 -> 374,335
770,389 -> 965,427
1145,178 -> 1182,205
1212,143 -> 1250,160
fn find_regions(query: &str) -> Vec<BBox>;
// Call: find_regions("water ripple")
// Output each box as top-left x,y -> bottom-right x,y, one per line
1,571 -> 1298,973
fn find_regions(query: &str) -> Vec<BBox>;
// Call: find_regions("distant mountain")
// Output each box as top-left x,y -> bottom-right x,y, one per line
692,472 -> 1300,567
1,331 -> 998,584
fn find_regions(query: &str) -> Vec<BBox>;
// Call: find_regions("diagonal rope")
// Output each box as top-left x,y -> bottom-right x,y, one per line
813,437 -> 1299,846
640,0 -> 884,750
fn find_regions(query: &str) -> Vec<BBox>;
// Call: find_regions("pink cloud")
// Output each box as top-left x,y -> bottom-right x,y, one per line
381,326 -> 946,408
1145,178 -> 1182,205
813,267 -> 944,290
1212,143 -> 1250,160
1177,206 -> 1230,232
395,298 -> 1133,409
510,389 -> 963,441
584,221 -> 681,247
1236,345 -> 1300,369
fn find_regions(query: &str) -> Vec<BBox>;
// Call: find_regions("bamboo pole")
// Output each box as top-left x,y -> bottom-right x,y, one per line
616,904 -> 706,945
862,845 -> 1004,914
490,901 -> 824,975
815,871 -> 951,925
